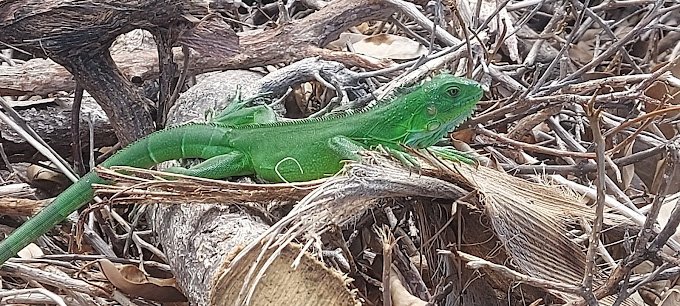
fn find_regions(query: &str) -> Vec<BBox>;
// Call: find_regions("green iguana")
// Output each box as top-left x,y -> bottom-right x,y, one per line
0,74 -> 483,264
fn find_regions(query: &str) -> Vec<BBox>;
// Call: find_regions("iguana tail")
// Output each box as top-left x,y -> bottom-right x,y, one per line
0,172 -> 103,264
0,124 -> 232,264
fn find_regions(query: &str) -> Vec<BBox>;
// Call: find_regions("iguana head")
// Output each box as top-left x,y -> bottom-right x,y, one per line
403,74 -> 483,149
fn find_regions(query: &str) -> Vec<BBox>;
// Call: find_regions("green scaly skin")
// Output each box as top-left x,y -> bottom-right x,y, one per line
0,74 -> 482,264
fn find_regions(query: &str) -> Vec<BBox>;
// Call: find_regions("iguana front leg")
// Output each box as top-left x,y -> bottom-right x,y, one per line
328,136 -> 365,161
165,151 -> 254,179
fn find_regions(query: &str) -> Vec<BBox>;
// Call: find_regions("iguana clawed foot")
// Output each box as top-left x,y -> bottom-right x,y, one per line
429,146 -> 476,165
378,145 -> 476,170
376,145 -> 421,170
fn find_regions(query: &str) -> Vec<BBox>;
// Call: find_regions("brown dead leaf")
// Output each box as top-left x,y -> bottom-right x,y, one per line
26,164 -> 70,194
620,141 -> 635,190
656,193 -> 680,254
26,164 -> 66,185
98,259 -> 187,302
633,261 -> 670,305
643,58 -> 680,139
660,288 -> 680,306
569,29 -> 600,65
17,243 -> 44,259
352,33 -> 428,60
326,32 -> 370,51
451,128 -> 476,143
645,57 -> 680,106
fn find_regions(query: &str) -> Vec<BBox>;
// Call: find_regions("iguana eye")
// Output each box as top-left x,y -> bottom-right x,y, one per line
446,86 -> 460,97
426,105 -> 437,116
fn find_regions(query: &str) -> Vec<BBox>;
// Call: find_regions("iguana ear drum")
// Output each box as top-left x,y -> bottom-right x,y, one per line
427,121 -> 441,131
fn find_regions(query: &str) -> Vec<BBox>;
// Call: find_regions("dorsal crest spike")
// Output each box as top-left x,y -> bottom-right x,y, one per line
229,103 -> 379,129
228,80 -> 436,130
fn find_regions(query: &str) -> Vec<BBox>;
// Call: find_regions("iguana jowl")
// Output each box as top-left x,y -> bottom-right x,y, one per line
0,74 -> 483,264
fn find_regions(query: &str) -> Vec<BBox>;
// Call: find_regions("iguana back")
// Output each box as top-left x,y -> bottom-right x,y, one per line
226,74 -> 482,181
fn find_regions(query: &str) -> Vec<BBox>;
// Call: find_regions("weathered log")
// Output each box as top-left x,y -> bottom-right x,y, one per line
0,51 -> 160,97
0,97 -> 116,164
